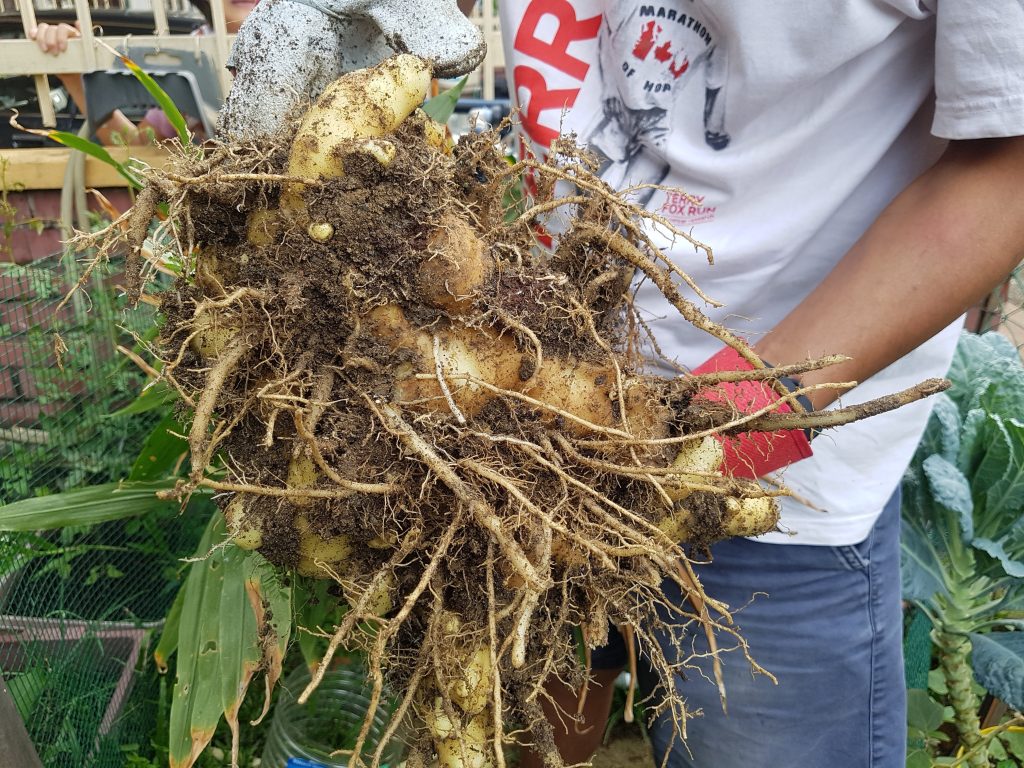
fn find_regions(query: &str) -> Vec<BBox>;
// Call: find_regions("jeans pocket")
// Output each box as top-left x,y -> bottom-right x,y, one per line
831,539 -> 871,571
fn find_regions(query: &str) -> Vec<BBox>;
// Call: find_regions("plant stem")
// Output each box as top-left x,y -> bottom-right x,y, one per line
936,630 -> 987,768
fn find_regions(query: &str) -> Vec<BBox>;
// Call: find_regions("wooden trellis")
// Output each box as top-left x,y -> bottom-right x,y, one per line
2,0 -> 504,131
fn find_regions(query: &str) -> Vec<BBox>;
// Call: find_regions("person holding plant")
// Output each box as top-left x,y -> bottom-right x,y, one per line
216,1 -> 1024,766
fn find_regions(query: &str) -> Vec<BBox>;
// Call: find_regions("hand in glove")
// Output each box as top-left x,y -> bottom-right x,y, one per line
691,347 -> 814,479
219,0 -> 485,140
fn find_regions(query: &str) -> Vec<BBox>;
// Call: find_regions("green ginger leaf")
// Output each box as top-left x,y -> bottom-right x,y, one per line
109,380 -> 175,418
168,516 -> 292,768
169,515 -> 226,768
421,76 -> 469,125
155,586 -> 185,674
0,480 -> 181,531
130,411 -> 188,481
218,546 -> 263,766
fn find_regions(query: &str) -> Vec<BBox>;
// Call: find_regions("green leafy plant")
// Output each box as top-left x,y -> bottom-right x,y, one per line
2,59 -> 318,768
902,331 -> 1024,767
421,75 -> 469,124
0,68 -> 495,768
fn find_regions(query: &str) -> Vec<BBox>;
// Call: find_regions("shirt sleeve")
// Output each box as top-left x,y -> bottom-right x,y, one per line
932,1 -> 1024,139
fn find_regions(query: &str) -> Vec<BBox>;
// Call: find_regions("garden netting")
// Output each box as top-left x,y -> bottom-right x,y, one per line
976,263 -> 1024,353
0,248 -> 205,766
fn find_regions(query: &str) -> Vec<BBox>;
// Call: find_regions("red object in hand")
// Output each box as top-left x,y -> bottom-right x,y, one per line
691,347 -> 813,479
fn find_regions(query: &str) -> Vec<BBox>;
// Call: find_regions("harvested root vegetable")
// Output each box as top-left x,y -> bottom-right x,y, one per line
91,54 -> 946,767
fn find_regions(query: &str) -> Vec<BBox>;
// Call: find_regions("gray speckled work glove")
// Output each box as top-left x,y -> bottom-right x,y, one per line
220,0 -> 485,141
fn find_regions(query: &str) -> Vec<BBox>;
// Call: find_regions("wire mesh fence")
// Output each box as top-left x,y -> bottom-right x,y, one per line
0,244 -> 206,765
0,250 -> 157,500
976,263 -> 1024,355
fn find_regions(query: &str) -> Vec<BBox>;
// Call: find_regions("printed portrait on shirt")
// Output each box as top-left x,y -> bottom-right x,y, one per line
581,2 -> 729,202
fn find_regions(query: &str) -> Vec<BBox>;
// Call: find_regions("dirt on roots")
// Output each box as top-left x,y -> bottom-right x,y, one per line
74,108 -> 946,768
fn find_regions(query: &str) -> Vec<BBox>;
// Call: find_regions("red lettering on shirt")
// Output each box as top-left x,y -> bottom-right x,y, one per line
653,40 -> 672,62
514,0 -> 602,82
514,65 -> 581,147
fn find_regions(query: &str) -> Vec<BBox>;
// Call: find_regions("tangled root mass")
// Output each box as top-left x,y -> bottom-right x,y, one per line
94,84 -> 944,768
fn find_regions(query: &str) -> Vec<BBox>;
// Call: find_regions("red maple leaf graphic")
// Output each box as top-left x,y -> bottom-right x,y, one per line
633,21 -> 658,59
654,40 -> 673,62
669,55 -> 690,78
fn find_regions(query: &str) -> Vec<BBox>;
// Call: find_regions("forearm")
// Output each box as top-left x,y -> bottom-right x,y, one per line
757,136 -> 1024,409
54,72 -> 141,145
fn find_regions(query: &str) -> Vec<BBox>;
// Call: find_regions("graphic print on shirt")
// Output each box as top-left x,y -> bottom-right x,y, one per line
581,3 -> 729,207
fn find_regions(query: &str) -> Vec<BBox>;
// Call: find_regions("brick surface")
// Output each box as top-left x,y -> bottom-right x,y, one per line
0,273 -> 34,300
26,191 -> 62,222
0,367 -> 15,399
0,400 -> 54,427
5,194 -> 34,220
2,227 -> 63,265
3,229 -> 38,265
0,302 -> 79,334
0,303 -> 30,334
17,364 -> 89,400
4,187 -> 134,266
38,302 -> 75,331
0,338 -> 29,367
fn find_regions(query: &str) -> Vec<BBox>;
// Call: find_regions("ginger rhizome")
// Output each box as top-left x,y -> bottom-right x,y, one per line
89,55 -> 945,768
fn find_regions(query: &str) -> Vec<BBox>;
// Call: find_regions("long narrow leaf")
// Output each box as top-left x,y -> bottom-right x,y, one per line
131,411 -> 188,481
120,59 -> 191,147
11,114 -> 143,188
109,380 -> 176,418
0,480 -> 180,531
219,546 -> 262,767
169,514 -> 227,768
94,38 -> 191,147
246,554 -> 292,726
155,586 -> 186,673
51,131 -> 144,187
167,519 -> 293,768
421,76 -> 469,124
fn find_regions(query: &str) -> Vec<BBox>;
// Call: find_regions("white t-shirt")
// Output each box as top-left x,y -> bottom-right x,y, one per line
500,0 -> 1024,545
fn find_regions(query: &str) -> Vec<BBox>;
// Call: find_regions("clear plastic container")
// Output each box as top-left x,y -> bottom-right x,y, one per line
261,664 -> 404,768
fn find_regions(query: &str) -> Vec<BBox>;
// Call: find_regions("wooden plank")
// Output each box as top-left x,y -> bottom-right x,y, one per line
0,35 -> 234,76
0,678 -> 43,768
16,0 -> 56,127
207,0 -> 232,98
71,0 -> 98,72
151,0 -> 171,37
0,146 -> 172,190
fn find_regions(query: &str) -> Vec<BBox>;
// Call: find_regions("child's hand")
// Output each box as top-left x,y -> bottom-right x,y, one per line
28,21 -> 80,55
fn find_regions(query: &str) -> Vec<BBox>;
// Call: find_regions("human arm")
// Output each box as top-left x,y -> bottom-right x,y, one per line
756,136 -> 1024,409
702,45 -> 729,150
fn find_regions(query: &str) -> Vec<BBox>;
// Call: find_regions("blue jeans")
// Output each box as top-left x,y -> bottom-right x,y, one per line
604,492 -> 907,767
